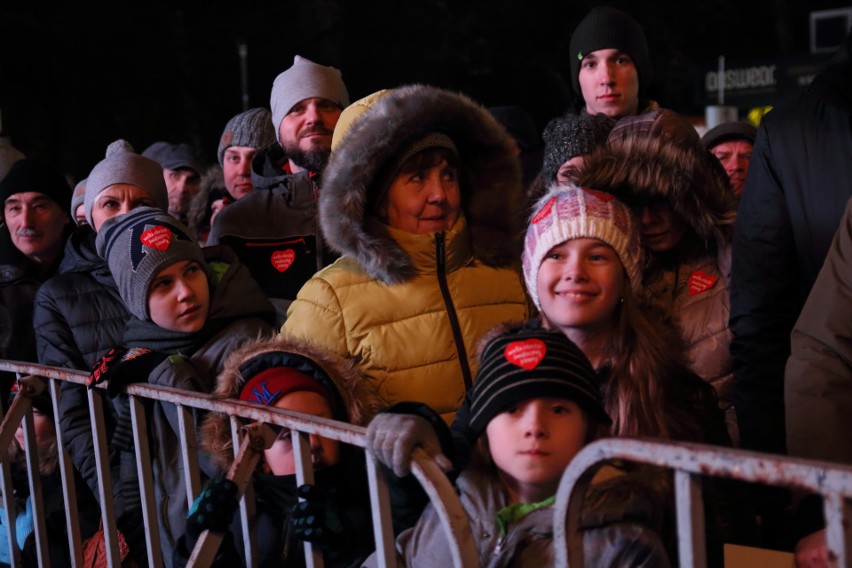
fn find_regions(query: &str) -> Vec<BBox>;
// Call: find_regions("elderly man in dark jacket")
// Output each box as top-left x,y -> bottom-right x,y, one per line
0,159 -> 71,399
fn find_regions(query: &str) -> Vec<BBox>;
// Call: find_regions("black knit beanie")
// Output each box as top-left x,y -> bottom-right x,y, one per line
569,7 -> 652,99
541,112 -> 615,183
469,326 -> 610,437
0,159 -> 70,212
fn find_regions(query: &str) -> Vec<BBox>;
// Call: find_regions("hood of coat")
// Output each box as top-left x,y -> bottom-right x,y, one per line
319,85 -> 524,285
59,225 -> 109,278
249,143 -> 311,194
201,334 -> 381,469
577,128 -> 736,248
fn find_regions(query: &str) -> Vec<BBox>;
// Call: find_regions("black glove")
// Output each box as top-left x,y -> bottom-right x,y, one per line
88,346 -> 126,387
290,484 -> 344,544
185,478 -> 239,540
88,347 -> 170,395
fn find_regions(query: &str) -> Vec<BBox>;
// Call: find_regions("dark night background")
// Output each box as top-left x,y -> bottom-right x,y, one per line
1,1 -> 848,182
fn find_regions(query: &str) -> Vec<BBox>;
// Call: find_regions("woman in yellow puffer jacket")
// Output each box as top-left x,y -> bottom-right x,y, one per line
280,85 -> 530,423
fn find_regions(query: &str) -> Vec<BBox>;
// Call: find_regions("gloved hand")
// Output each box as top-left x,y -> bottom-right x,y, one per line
290,484 -> 344,544
88,347 -> 170,395
88,346 -> 127,387
185,478 -> 239,540
366,413 -> 452,477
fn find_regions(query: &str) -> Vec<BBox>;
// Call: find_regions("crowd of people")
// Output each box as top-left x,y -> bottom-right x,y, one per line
1,5 -> 851,568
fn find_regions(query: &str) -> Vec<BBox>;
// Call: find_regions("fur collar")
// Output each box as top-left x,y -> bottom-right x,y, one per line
201,334 -> 381,470
319,85 -> 524,285
577,133 -> 736,247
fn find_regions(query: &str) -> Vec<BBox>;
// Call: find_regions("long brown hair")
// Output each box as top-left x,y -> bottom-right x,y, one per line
598,284 -> 707,442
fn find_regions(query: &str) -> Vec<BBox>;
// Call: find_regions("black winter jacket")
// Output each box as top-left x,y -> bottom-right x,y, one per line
730,48 -> 852,455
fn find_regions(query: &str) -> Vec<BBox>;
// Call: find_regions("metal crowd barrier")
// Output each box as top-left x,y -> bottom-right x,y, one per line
554,438 -> 852,567
0,359 -> 478,568
9,357 -> 852,568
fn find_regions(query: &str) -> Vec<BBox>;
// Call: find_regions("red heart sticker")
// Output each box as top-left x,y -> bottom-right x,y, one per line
504,339 -> 547,370
688,270 -> 718,296
271,249 -> 296,273
140,226 -> 172,250
531,197 -> 555,224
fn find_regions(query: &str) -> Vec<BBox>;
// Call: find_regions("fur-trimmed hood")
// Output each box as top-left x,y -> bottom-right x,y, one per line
577,118 -> 737,248
319,85 -> 524,285
201,334 -> 382,469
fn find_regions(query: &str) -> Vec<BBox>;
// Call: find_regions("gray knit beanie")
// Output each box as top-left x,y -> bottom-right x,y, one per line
269,55 -> 350,141
96,207 -> 204,320
541,113 -> 615,183
217,108 -> 276,166
569,7 -> 652,99
85,140 -> 169,227
70,178 -> 87,223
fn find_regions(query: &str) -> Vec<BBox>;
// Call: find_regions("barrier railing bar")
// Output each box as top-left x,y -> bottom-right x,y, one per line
554,438 -> 852,567
21,401 -> 50,567
86,387 -> 121,566
50,378 -> 83,567
177,405 -> 201,508
409,448 -> 478,568
823,492 -> 851,568
365,451 -> 396,568
130,394 -> 163,568
293,428 -> 323,568
230,416 -> 257,568
189,423 -> 275,568
675,469 -> 706,568
0,399 -> 21,568
0,360 -> 480,568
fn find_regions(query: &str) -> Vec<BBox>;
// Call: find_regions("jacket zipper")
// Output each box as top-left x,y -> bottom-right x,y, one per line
436,233 -> 473,391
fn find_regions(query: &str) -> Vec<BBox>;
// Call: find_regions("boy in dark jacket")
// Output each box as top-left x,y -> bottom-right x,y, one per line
92,206 -> 275,566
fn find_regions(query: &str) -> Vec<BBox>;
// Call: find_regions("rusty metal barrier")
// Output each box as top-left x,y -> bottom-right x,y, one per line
554,438 -> 852,567
0,359 -> 478,568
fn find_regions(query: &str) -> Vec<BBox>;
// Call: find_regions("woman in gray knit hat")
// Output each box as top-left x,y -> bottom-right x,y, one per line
31,139 -> 175,563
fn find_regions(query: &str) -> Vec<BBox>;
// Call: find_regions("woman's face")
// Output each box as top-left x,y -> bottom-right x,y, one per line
634,199 -> 687,253
536,238 -> 625,337
91,183 -> 158,231
380,157 -> 461,234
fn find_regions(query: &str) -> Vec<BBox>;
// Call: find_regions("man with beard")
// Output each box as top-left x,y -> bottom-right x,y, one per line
0,159 -> 72,402
208,55 -> 349,323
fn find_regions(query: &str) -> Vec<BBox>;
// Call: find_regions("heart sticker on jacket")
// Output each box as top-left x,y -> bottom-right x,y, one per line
504,339 -> 547,370
140,226 -> 172,250
688,270 -> 718,296
271,249 -> 296,273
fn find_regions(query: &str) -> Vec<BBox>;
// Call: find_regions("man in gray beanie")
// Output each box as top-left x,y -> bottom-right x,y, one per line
217,107 -> 275,200
569,6 -> 656,118
208,55 -> 350,322
702,121 -> 757,199
142,141 -> 206,222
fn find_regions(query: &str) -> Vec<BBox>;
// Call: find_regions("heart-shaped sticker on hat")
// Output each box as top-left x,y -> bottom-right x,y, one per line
140,225 -> 173,250
504,339 -> 547,370
688,270 -> 718,296
271,249 -> 296,273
